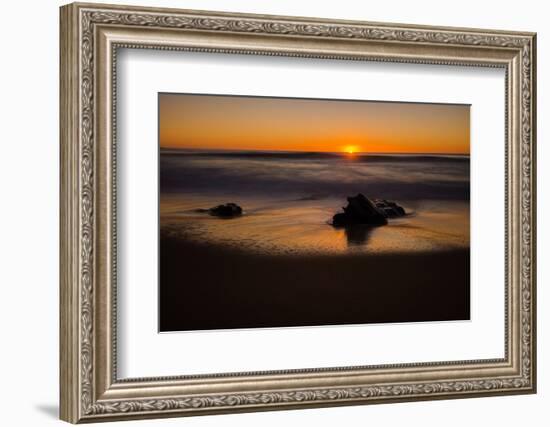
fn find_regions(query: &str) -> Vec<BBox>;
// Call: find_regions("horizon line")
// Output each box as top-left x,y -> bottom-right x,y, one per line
159,147 -> 470,156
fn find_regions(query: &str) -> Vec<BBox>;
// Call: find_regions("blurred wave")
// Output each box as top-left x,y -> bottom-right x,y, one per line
160,149 -> 470,202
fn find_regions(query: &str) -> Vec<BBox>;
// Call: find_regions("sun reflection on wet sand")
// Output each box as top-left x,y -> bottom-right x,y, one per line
160,194 -> 469,256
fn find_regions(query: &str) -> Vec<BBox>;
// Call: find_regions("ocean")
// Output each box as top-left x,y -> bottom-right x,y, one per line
159,149 -> 470,255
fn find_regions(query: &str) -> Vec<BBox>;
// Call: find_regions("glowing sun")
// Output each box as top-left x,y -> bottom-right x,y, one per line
343,145 -> 359,155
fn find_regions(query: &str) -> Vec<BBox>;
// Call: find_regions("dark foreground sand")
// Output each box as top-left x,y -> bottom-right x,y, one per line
160,235 -> 470,332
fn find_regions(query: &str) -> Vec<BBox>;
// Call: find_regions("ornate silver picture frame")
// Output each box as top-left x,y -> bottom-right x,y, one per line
60,2 -> 536,423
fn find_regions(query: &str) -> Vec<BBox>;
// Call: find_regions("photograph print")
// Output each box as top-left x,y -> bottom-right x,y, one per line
159,93 -> 470,332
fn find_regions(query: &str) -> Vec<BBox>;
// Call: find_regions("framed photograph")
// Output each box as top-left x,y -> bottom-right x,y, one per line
60,2 -> 537,423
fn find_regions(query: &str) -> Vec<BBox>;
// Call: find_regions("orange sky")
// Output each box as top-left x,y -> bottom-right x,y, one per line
159,93 -> 470,154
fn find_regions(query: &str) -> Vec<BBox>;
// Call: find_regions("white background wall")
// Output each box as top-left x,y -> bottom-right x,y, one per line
0,0 -> 545,426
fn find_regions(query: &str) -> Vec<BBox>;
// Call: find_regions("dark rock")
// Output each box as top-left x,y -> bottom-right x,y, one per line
331,194 -> 405,226
331,193 -> 387,226
208,203 -> 243,218
374,199 -> 406,218
332,212 -> 353,227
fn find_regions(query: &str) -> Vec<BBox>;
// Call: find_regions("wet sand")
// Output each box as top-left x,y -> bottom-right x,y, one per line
159,235 -> 470,332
